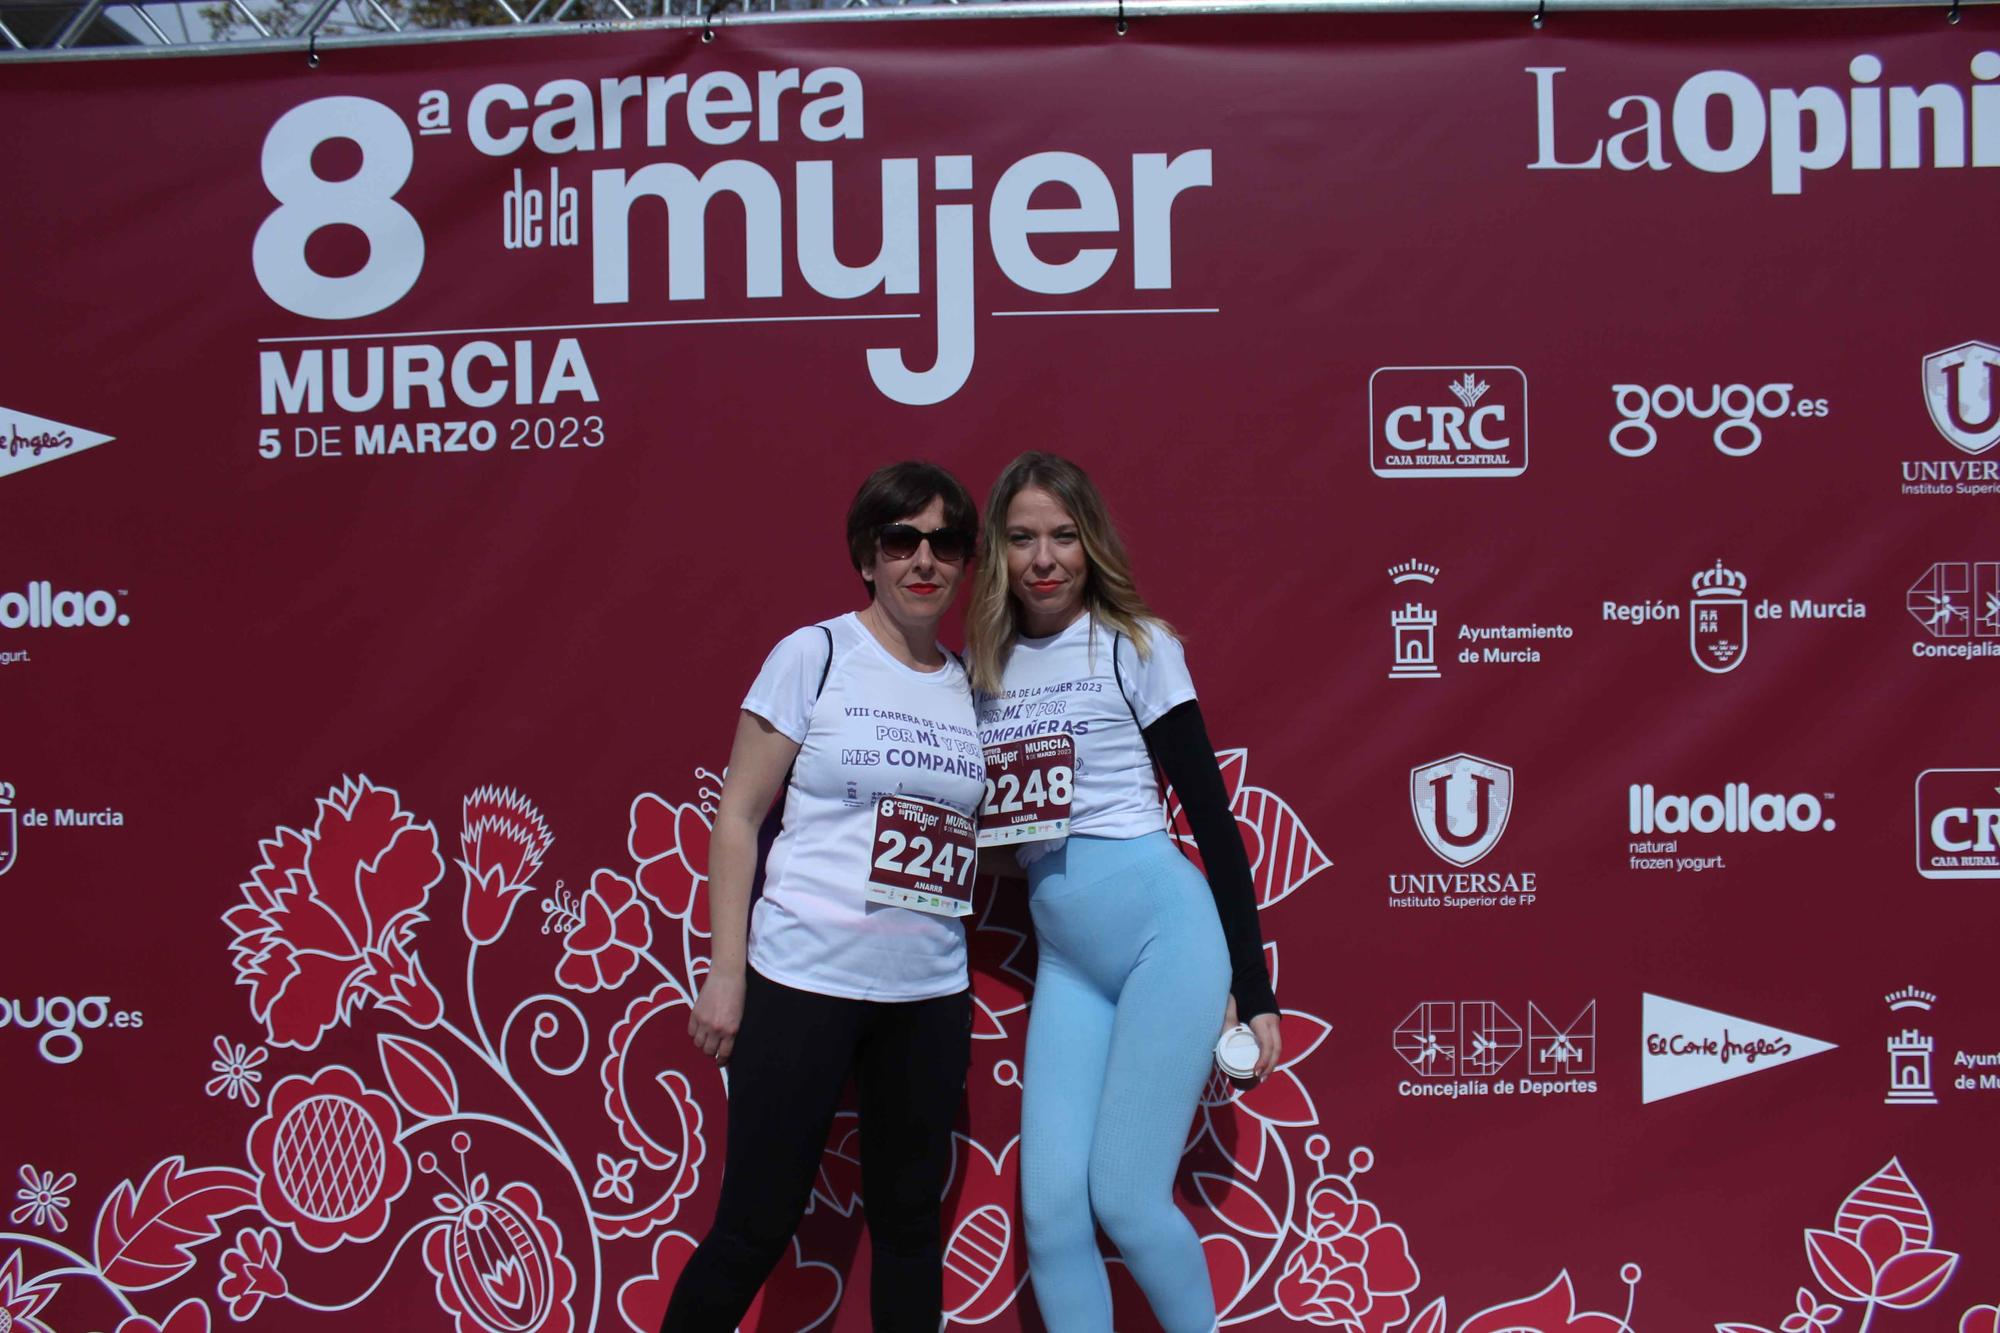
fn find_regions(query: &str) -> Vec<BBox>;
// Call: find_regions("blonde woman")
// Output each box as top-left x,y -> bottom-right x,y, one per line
967,452 -> 1279,1333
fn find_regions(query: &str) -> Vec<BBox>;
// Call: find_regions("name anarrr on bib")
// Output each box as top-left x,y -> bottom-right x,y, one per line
867,795 -> 978,917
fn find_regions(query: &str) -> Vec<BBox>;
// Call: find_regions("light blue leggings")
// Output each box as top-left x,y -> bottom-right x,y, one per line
1021,832 -> 1230,1333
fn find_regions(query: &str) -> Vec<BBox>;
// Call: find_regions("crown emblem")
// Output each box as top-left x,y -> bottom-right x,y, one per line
1447,373 -> 1490,409
1690,560 -> 1748,598
1885,986 -> 1937,1012
1388,559 -> 1440,586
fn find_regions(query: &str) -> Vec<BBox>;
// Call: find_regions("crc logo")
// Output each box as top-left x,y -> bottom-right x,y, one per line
1609,382 -> 1823,457
1922,341 -> 2000,456
1915,768 -> 2000,880
1410,753 -> 1514,867
1369,366 -> 1528,478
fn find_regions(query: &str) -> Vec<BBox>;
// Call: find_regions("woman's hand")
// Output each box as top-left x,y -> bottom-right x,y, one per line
1223,995 -> 1284,1082
688,969 -> 746,1066
1247,1012 -> 1282,1081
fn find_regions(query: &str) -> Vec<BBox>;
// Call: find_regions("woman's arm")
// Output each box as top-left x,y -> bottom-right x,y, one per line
687,710 -> 800,1066
1145,699 -> 1283,1077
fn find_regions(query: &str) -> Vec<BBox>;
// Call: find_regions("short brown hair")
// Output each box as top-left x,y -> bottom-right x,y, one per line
845,461 -> 979,596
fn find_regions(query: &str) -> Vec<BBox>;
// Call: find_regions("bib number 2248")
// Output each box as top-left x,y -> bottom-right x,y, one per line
977,733 -> 1074,847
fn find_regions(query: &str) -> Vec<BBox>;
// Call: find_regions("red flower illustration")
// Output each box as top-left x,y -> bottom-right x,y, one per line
423,1180 -> 575,1333
225,776 -> 446,1050
1188,1002 -> 1331,1179
216,1226 -> 287,1320
1273,1191 -> 1418,1332
0,1249 -> 59,1333
246,1066 -> 411,1252
459,786 -> 553,945
1807,1160 -> 1959,1313
1458,1271 -> 1631,1333
1807,1219 -> 1959,1311
629,791 -> 712,924
556,869 -> 652,992
1263,1146 -> 1420,1333
1781,1285 -> 1843,1333
595,985 -> 713,1238
104,1298 -> 211,1333
1166,749 -> 1332,910
1963,1305 -> 2000,1333
941,1134 -> 1027,1324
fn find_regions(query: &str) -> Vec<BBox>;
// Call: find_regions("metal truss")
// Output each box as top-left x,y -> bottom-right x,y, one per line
0,0 -> 1985,58
0,0 -> 978,55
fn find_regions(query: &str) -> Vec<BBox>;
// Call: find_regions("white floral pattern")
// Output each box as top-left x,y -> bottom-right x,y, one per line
10,1164 -> 75,1232
204,1037 -> 268,1108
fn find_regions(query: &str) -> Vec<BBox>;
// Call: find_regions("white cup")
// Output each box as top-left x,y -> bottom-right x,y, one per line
1214,1023 -> 1259,1080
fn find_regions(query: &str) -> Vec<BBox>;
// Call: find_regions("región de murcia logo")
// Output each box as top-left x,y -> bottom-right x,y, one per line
1602,560 -> 1865,674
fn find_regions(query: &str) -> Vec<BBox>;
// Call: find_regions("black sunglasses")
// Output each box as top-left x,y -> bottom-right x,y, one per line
877,524 -> 973,563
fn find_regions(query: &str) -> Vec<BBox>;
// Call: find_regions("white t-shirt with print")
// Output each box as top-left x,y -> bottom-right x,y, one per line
742,612 -> 985,1001
977,613 -> 1196,848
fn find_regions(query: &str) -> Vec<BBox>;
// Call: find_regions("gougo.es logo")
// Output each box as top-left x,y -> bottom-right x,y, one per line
0,995 -> 146,1064
1609,382 -> 1830,457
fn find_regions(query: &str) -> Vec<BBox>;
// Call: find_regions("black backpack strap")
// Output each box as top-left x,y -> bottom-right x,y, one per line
752,624 -> 836,905
1110,630 -> 1140,728
812,624 -> 834,700
1112,630 -> 1173,829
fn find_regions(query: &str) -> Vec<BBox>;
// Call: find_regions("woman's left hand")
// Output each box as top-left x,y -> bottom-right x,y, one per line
1224,997 -> 1284,1082
1246,1011 -> 1282,1080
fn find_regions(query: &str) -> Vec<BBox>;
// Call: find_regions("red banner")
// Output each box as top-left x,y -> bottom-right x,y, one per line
3,10 -> 1999,1332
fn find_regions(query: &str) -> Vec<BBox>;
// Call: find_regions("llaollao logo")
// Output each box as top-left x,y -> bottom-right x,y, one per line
0,581 -> 131,629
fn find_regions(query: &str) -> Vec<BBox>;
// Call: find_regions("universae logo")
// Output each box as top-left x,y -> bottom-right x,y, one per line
1923,341 -> 2000,456
1409,753 -> 1515,867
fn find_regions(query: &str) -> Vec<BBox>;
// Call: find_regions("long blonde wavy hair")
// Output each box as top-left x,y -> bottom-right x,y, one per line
966,452 -> 1174,695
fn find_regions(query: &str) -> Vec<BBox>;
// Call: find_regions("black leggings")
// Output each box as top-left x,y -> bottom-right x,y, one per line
659,968 -> 971,1333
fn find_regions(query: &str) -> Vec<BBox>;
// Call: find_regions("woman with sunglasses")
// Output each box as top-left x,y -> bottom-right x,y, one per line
660,462 -> 984,1333
966,453 -> 1280,1333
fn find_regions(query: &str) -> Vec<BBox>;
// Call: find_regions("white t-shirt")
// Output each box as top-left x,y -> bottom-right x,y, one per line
977,613 -> 1196,848
742,612 -> 984,1001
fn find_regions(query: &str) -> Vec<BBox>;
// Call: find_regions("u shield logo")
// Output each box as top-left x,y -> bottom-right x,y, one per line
1410,754 -> 1515,867
1923,341 -> 2000,456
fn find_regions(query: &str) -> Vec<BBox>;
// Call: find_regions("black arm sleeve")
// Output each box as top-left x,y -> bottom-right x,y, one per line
1143,699 -> 1277,1019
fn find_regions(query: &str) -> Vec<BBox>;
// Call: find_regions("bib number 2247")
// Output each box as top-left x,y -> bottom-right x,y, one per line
867,796 -> 976,917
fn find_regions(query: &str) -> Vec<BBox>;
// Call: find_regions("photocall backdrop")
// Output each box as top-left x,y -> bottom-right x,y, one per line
3,10 -> 1998,1333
